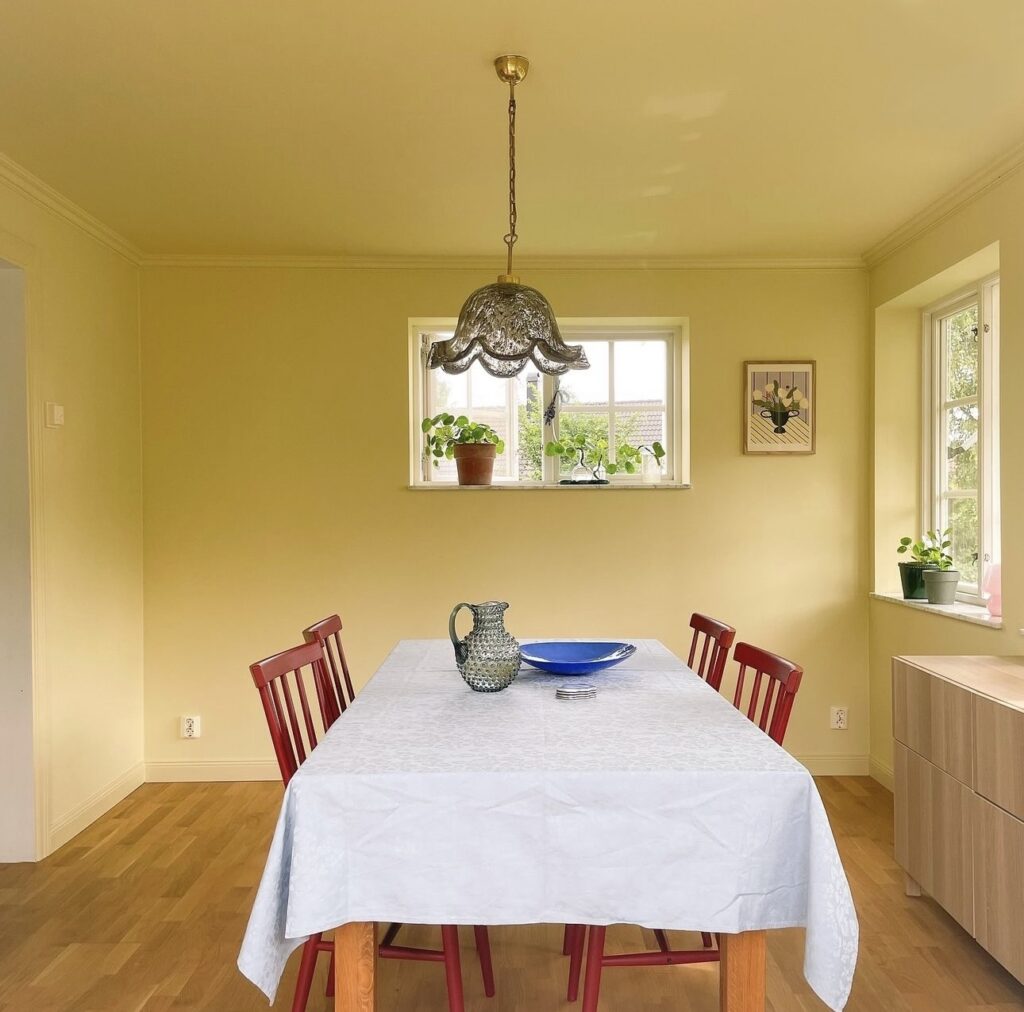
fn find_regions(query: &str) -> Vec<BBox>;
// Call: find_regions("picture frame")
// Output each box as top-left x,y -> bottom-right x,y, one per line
743,360 -> 816,455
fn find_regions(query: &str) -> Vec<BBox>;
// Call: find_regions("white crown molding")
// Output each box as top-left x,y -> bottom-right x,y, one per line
140,252 -> 865,271
7,135 -> 1024,274
863,137 -> 1024,268
0,152 -> 142,265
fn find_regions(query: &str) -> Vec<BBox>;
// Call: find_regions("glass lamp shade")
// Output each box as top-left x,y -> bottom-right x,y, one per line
427,280 -> 590,377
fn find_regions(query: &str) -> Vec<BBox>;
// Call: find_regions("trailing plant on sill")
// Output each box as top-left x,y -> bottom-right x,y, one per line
544,435 -> 666,483
609,441 -> 666,476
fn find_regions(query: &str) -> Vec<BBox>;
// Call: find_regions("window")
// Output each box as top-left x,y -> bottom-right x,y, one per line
923,275 -> 1000,602
409,319 -> 689,487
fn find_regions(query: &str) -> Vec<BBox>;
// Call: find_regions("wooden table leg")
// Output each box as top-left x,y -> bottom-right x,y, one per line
719,930 -> 766,1012
334,921 -> 377,1011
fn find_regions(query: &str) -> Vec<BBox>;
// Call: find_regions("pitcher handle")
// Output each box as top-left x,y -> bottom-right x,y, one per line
449,602 -> 471,665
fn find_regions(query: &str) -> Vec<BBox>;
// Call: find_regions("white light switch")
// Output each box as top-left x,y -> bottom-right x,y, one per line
45,402 -> 64,428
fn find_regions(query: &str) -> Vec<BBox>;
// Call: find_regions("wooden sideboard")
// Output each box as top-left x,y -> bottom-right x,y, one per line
893,655 -> 1024,982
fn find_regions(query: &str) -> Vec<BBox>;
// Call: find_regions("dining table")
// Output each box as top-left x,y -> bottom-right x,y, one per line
238,638 -> 859,1010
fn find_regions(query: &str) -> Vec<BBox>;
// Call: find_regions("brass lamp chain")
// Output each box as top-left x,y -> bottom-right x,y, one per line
503,80 -> 518,277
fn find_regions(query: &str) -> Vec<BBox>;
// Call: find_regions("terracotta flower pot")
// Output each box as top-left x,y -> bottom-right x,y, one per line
453,443 -> 496,486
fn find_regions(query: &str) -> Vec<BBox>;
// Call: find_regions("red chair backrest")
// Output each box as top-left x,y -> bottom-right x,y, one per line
730,642 -> 803,745
687,613 -> 736,691
250,641 -> 332,786
303,614 -> 355,725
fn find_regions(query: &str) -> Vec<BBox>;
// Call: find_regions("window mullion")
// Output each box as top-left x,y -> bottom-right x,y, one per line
934,316 -> 946,534
506,377 -> 517,481
607,341 -> 616,467
542,373 -> 557,484
421,339 -> 432,483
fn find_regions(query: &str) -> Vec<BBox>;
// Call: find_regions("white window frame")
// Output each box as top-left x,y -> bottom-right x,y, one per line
408,317 -> 690,488
921,274 -> 1000,604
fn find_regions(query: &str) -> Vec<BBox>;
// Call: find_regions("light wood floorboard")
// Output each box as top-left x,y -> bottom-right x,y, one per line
1,778 -> 1022,1010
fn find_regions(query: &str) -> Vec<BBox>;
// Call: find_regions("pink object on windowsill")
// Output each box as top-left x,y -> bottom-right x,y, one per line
983,563 -> 1002,618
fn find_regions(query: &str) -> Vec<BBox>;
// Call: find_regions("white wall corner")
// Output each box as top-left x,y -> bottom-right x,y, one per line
47,761 -> 145,855
868,757 -> 895,792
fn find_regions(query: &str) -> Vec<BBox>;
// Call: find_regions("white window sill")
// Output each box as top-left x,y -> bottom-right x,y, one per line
870,592 -> 1003,629
409,482 -> 692,491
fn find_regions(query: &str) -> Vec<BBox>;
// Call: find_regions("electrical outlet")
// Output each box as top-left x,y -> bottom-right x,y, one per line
829,706 -> 848,731
180,715 -> 201,739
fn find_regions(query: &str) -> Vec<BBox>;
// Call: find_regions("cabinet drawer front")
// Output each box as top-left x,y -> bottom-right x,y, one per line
894,742 -> 974,933
892,659 -> 973,785
975,696 -> 1024,820
974,794 -> 1024,982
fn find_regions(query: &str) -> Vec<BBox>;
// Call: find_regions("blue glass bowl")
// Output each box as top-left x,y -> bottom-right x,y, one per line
520,641 -> 636,676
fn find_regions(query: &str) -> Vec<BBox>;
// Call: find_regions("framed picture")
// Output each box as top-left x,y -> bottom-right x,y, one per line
743,361 -> 816,455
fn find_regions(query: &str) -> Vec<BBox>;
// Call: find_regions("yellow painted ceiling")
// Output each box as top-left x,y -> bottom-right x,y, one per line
2,1 -> 1024,257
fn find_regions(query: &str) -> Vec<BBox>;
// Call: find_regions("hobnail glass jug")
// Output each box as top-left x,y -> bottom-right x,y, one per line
448,600 -> 521,692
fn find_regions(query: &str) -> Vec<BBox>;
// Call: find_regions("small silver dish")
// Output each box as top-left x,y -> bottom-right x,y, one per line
556,682 -> 597,700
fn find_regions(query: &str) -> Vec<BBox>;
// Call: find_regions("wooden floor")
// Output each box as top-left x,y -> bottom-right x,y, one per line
1,777 -> 1022,1011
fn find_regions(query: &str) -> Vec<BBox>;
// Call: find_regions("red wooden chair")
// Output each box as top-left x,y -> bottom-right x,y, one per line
302,614 -> 356,725
251,641 -> 495,1012
729,641 -> 803,745
686,612 -> 736,691
565,641 -> 804,1010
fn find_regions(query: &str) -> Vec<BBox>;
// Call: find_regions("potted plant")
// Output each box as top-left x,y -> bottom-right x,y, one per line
613,441 -> 666,483
896,530 -> 956,602
545,433 -> 611,484
422,414 -> 505,486
921,536 -> 959,605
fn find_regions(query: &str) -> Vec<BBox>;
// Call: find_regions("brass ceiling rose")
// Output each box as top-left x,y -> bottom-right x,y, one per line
426,55 -> 589,378
494,55 -> 529,85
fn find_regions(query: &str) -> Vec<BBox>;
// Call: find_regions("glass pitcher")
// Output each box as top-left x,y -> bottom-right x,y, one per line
448,600 -> 521,692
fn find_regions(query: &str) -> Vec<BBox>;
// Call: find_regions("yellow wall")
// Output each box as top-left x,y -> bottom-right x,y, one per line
0,177 -> 144,854
868,170 -> 1024,783
140,265 -> 871,776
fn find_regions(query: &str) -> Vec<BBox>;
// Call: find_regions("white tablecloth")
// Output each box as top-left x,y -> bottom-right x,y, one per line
239,639 -> 858,1009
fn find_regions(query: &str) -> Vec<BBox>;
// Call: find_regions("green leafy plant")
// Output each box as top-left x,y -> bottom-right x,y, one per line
609,441 -> 666,475
543,435 -> 665,479
897,529 -> 955,570
544,432 -> 610,480
421,414 -> 504,467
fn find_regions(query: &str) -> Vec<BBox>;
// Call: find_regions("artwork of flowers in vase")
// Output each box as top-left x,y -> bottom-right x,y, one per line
743,361 -> 816,454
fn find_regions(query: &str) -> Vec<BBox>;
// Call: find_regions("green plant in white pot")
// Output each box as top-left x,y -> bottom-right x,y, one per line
907,530 -> 959,605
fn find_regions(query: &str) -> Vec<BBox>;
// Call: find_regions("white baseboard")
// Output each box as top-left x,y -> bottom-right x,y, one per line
145,759 -> 279,783
796,754 -> 870,777
48,761 -> 145,854
869,757 -> 895,792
